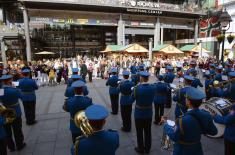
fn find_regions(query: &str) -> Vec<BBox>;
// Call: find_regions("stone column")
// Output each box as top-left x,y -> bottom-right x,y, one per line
154,17 -> 160,47
161,26 -> 164,45
117,14 -> 125,46
1,38 -> 7,68
149,38 -> 153,61
194,20 -> 199,44
23,7 -> 32,61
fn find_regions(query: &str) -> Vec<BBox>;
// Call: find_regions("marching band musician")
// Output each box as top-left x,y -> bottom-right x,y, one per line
223,72 -> 235,102
209,81 -> 224,98
67,68 -> 86,87
119,70 -> 134,132
131,71 -> 155,154
163,65 -> 175,108
213,104 -> 235,155
173,75 -> 194,119
153,75 -> 170,125
214,66 -> 223,82
190,68 -> 203,88
63,81 -> 93,144
223,62 -> 232,76
163,87 -> 217,155
185,60 -> 196,75
0,108 -> 7,155
130,62 -> 138,85
106,68 -> 120,115
0,75 -> 26,151
18,69 -> 38,125
65,75 -> 89,98
204,72 -> 213,100
209,63 -> 216,76
71,105 -> 119,155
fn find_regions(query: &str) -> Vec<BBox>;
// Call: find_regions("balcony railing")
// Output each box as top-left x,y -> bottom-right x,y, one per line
21,0 -> 206,15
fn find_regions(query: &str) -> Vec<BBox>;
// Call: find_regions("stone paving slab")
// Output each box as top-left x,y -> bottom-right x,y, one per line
8,77 -> 224,155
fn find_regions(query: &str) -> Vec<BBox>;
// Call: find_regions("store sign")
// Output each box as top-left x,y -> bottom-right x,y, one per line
127,8 -> 162,15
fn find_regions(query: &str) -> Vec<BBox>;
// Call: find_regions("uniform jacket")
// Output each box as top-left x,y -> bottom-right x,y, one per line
131,83 -> 155,119
119,80 -> 134,105
173,86 -> 192,118
106,75 -> 120,95
214,110 -> 235,142
18,77 -> 38,102
223,82 -> 235,101
67,78 -> 86,87
153,81 -> 170,105
210,88 -> 224,97
65,85 -> 89,97
0,85 -> 22,117
164,109 -> 217,155
191,78 -> 203,88
71,130 -> 119,155
65,95 -> 92,134
214,73 -> 222,82
0,116 -> 6,140
130,66 -> 137,74
164,72 -> 175,83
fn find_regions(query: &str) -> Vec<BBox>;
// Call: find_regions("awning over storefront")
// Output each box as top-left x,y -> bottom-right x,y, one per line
180,44 -> 211,53
153,44 -> 183,54
100,45 -> 124,53
118,44 -> 148,53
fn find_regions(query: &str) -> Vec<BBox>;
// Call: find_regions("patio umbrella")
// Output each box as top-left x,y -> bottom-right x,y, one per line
35,51 -> 55,55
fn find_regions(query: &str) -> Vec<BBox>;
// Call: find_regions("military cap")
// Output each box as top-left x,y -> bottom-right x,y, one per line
21,69 -> 30,73
122,70 -> 130,76
138,64 -> 145,70
186,87 -> 206,100
228,72 -> 235,77
166,65 -> 173,70
216,66 -> 223,70
85,105 -> 109,120
72,68 -> 79,73
0,74 -> 13,80
184,75 -> 194,81
71,75 -> 81,79
158,75 -> 164,80
139,71 -> 150,77
110,68 -> 117,73
71,80 -> 85,88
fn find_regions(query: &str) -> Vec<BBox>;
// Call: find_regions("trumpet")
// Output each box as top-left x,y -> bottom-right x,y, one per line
0,105 -> 16,124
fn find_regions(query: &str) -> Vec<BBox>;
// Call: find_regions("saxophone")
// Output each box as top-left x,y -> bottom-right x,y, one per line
0,105 -> 16,124
73,110 -> 94,155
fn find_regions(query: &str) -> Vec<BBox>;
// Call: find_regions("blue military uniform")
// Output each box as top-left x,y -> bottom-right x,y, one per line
215,66 -> 223,82
67,68 -> 86,87
0,115 -> 7,154
173,75 -> 194,119
64,81 -> 93,143
204,72 -> 213,100
18,69 -> 38,125
130,65 -> 138,85
65,75 -> 89,98
214,104 -> 235,155
0,75 -> 25,151
164,87 -> 217,155
106,68 -> 120,114
223,72 -> 235,101
163,66 -> 175,108
153,75 -> 170,124
71,105 -> 119,155
131,71 -> 155,153
210,87 -> 224,97
119,71 -> 134,131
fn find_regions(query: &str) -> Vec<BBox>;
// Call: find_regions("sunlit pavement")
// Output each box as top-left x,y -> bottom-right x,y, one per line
8,76 -> 223,155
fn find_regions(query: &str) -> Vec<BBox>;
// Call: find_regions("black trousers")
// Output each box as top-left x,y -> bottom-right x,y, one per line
110,94 -> 119,114
71,132 -> 82,144
0,139 -> 7,155
121,104 -> 132,131
88,72 -> 92,82
225,140 -> 235,155
4,117 -> 24,150
165,92 -> 172,108
135,118 -> 152,152
154,104 -> 164,123
23,101 -> 36,125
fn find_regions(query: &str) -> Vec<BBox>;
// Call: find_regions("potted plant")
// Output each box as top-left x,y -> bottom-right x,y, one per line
227,34 -> 235,44
216,35 -> 225,44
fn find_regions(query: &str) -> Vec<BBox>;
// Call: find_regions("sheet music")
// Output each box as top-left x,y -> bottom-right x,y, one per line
12,81 -> 19,87
215,99 -> 227,107
222,75 -> 228,81
0,89 -> 4,96
167,120 -> 175,127
202,69 -> 206,73
179,78 -> 184,83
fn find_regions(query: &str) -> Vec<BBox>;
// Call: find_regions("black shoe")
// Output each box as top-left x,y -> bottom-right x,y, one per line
121,127 -> 130,132
153,121 -> 160,125
134,147 -> 144,154
17,143 -> 26,151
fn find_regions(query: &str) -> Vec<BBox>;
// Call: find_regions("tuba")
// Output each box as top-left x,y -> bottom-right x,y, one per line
74,110 -> 94,137
0,105 -> 16,124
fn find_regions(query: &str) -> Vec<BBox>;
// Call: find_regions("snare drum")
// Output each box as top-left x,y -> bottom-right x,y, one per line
200,97 -> 234,138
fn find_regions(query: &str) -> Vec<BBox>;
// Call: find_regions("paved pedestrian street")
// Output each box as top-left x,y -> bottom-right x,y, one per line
9,78 -> 223,155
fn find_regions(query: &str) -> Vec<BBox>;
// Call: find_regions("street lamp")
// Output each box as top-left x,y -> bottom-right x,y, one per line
218,9 -> 232,62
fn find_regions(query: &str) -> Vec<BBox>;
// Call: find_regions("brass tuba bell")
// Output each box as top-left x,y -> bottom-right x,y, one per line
0,105 -> 16,124
74,111 -> 94,137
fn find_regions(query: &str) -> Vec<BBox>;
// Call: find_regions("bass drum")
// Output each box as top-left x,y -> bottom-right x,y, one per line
200,97 -> 233,138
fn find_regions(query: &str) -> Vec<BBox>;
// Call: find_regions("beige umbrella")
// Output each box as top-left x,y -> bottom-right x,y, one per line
35,51 -> 55,55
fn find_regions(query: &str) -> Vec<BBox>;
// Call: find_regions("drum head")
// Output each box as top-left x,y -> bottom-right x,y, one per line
200,103 -> 225,138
